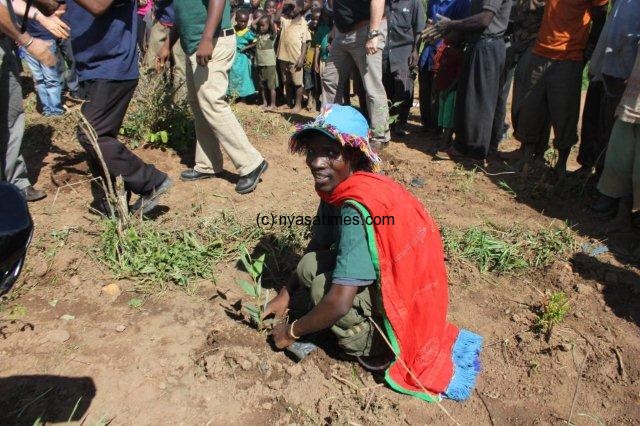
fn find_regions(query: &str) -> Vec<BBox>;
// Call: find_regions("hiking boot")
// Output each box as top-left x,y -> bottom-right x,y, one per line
235,160 -> 268,194
21,186 -> 46,202
131,177 -> 172,215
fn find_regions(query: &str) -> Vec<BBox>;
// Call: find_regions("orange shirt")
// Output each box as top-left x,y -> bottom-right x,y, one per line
533,0 -> 609,62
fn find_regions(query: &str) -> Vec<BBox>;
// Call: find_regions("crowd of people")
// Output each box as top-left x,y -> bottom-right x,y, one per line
1,0 -> 640,404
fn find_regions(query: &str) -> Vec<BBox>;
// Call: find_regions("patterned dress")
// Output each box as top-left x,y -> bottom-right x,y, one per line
228,28 -> 257,98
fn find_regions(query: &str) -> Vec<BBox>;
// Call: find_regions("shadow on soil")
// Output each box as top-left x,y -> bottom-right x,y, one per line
0,375 -> 96,424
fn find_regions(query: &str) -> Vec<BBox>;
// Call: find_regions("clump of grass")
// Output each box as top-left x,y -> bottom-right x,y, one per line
442,223 -> 575,273
232,103 -> 294,138
445,165 -> 478,193
120,73 -> 194,152
99,218 -> 224,293
535,291 -> 570,341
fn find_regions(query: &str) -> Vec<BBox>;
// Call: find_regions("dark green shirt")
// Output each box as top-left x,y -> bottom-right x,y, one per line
174,0 -> 232,55
312,202 -> 377,286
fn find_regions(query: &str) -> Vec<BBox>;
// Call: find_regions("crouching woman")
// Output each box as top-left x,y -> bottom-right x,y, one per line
263,104 -> 483,402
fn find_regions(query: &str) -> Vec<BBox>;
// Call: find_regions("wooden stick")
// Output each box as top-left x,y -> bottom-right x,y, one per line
368,318 -> 460,426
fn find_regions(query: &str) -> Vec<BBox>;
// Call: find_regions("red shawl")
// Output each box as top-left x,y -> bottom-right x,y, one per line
319,172 -> 482,401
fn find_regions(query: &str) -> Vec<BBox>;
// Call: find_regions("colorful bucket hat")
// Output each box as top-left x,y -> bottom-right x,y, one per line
289,104 -> 381,171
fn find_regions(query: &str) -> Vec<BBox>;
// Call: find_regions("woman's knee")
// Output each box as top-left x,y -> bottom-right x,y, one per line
296,252 -> 318,289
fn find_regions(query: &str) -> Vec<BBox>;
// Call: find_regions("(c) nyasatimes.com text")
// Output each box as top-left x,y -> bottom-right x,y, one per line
256,213 -> 395,229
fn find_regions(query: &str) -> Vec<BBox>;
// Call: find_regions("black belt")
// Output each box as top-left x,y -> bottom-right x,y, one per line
215,28 -> 235,38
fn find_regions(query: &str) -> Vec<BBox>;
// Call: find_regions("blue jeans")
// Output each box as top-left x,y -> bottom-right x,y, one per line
24,42 -> 65,116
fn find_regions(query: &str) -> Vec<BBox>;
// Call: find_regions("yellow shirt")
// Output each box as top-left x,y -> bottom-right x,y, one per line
277,16 -> 311,64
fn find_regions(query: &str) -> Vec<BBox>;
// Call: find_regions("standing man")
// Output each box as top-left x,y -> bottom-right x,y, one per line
157,0 -> 268,194
320,0 -> 390,150
515,0 -> 608,176
578,0 -> 640,176
426,0 -> 512,163
0,0 -> 54,202
66,0 -> 171,214
382,0 -> 425,137
144,0 -> 186,85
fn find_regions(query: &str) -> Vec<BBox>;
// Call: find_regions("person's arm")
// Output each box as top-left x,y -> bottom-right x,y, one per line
313,44 -> 320,73
272,0 -> 289,24
156,24 -> 178,70
272,283 -> 358,349
242,41 -> 257,51
364,0 -> 384,55
409,0 -> 425,68
11,0 -> 70,39
195,0 -> 226,66
72,0 -> 116,16
295,39 -> 307,69
0,4 -> 56,65
585,5 -> 607,60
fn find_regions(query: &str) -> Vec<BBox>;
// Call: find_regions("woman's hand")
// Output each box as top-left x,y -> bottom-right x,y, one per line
262,288 -> 291,321
271,323 -> 295,349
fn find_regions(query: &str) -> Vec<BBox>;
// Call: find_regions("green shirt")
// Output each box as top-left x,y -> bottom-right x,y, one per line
174,0 -> 232,55
313,23 -> 332,62
311,202 -> 377,285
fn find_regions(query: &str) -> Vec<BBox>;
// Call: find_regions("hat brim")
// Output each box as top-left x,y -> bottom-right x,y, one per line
290,127 -> 339,146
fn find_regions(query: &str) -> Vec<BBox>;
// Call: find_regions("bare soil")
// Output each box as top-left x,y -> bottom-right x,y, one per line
1,88 -> 639,425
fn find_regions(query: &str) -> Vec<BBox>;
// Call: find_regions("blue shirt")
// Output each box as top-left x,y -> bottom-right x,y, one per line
589,0 -> 640,82
419,0 -> 471,70
154,0 -> 175,26
27,19 -> 54,41
66,0 -> 139,81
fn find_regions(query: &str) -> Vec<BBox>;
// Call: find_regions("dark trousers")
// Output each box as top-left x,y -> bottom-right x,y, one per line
512,46 -> 551,156
578,76 -> 627,169
78,79 -> 166,196
492,41 -> 517,148
454,37 -> 506,159
517,53 -> 583,151
418,68 -> 437,130
383,59 -> 413,125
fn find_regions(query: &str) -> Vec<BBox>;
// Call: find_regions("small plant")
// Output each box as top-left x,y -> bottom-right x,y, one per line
446,165 -> 478,193
535,291 -> 570,341
236,246 -> 276,331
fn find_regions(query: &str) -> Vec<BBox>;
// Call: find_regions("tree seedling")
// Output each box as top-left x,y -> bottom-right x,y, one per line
535,291 -> 569,342
236,246 -> 277,331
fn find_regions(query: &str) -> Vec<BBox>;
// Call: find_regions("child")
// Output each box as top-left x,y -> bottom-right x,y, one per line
275,0 -> 310,113
264,0 -> 278,16
303,9 -> 319,111
433,34 -> 463,148
253,15 -> 279,110
311,6 -> 330,110
228,9 -> 257,99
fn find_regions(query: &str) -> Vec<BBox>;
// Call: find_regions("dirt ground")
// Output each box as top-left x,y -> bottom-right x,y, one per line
1,85 -> 639,425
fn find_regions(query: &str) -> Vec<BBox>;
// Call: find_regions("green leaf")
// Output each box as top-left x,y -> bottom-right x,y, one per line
237,279 -> 257,297
159,130 -> 169,143
128,298 -> 144,308
252,253 -> 266,277
243,303 -> 260,314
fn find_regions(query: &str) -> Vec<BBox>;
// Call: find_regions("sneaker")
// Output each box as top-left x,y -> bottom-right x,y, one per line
130,177 -> 172,215
235,160 -> 268,194
21,186 -> 46,202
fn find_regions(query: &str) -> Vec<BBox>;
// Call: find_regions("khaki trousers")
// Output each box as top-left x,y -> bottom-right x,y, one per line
321,20 -> 390,144
143,21 -> 186,83
291,250 -> 385,357
184,35 -> 263,176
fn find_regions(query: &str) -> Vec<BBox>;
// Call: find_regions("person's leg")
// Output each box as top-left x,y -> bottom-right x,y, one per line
0,39 -> 32,192
395,65 -> 413,130
514,52 -> 552,166
294,251 -> 382,357
596,76 -> 627,173
58,38 -> 79,95
321,29 -> 355,108
171,39 -> 187,85
454,38 -> 506,159
191,36 -> 264,177
292,65 -> 304,112
546,59 -> 583,174
78,79 -> 167,195
576,79 -> 603,169
38,43 -> 65,115
631,124 -> 640,211
491,42 -> 516,149
23,51 -> 50,115
597,119 -> 635,200
351,20 -> 390,145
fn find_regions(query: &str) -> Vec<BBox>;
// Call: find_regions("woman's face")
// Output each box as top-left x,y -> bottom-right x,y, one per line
304,133 -> 353,193
265,0 -> 277,14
